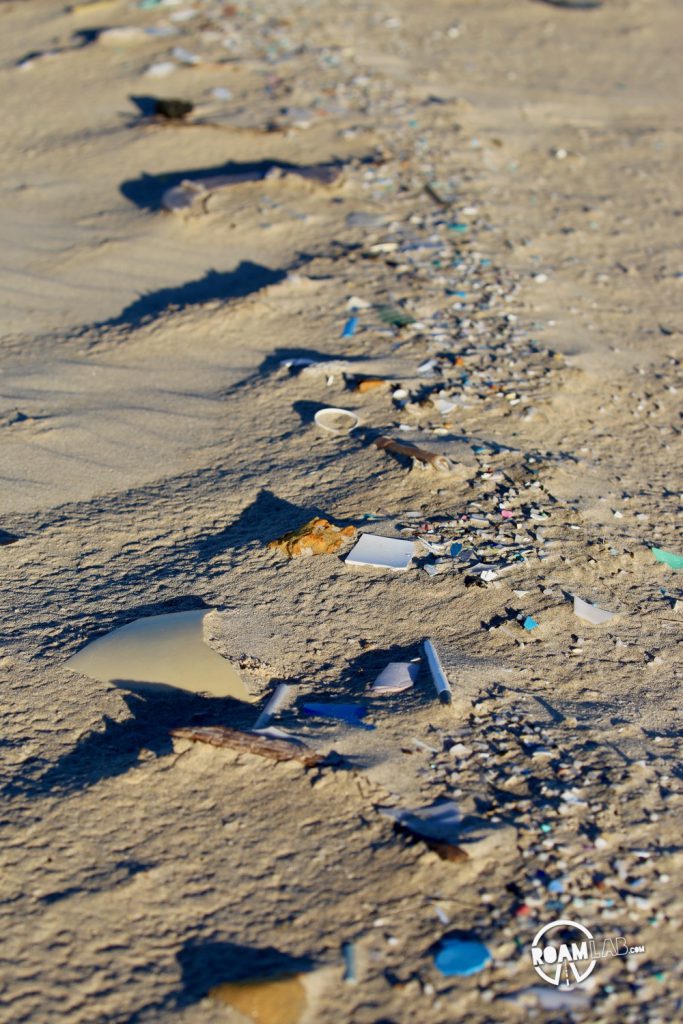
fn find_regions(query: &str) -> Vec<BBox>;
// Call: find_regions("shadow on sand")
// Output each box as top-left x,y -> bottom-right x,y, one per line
176,938 -> 315,1005
96,261 -> 292,331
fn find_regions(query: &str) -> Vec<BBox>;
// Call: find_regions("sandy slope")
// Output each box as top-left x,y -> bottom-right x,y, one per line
0,1 -> 681,1022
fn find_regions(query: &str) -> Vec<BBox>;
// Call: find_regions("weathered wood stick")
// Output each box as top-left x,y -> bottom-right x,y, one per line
374,435 -> 452,473
170,726 -> 322,767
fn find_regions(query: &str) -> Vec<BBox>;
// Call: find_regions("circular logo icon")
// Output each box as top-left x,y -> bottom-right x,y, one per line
531,919 -> 597,987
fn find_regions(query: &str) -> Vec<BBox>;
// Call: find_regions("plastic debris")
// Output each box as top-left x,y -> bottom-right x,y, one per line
65,610 -> 251,700
432,932 -> 492,977
253,726 -> 306,745
383,800 -> 517,862
341,316 -> 358,338
98,26 -> 147,45
144,61 -> 176,78
345,534 -> 415,571
253,683 -> 293,731
353,378 -> 387,393
210,972 -> 307,1023
314,408 -> 359,435
512,986 -> 592,1010
268,517 -> 356,558
7,0 -> 674,1013
346,211 -> 385,228
370,662 -> 419,695
382,799 -> 462,842
433,397 -> 457,415
573,595 -> 615,625
423,639 -> 453,705
162,164 -> 342,212
300,703 -> 374,730
652,546 -> 683,570
172,46 -> 202,65
341,942 -> 357,984
377,306 -> 415,328
210,86 -> 233,100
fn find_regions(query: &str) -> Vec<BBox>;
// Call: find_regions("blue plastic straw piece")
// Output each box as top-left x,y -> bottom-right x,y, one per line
342,941 -> 357,984
341,316 -> 358,338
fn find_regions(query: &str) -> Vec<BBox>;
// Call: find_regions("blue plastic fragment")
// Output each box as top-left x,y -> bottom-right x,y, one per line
341,315 -> 358,338
523,616 -> 539,631
450,542 -> 463,559
433,933 -> 492,977
301,702 -> 375,730
547,879 -> 565,894
342,941 -> 357,984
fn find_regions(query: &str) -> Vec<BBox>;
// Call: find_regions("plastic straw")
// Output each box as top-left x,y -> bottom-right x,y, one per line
423,638 -> 453,705
253,683 -> 291,731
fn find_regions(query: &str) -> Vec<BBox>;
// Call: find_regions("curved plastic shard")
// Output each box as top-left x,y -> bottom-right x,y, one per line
65,610 -> 251,701
573,595 -> 615,625
433,933 -> 492,977
652,546 -> 683,570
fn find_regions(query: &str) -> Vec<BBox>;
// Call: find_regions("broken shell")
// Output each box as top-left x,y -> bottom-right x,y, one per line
314,407 -> 359,435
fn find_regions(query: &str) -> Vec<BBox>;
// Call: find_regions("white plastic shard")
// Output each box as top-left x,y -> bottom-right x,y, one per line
314,407 -> 359,435
65,609 -> 252,701
573,595 -> 615,625
381,800 -> 463,842
144,61 -> 176,78
423,638 -> 453,705
98,26 -> 147,45
162,164 -> 343,213
252,725 -> 306,745
370,662 -> 419,695
253,683 -> 292,730
344,534 -> 416,571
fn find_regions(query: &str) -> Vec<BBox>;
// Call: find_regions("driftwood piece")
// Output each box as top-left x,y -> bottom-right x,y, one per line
170,726 -> 322,767
374,435 -> 452,473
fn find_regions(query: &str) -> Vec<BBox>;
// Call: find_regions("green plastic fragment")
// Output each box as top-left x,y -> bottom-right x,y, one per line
377,306 -> 416,328
652,547 -> 683,570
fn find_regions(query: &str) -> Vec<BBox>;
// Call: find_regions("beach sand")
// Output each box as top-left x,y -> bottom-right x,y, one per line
0,1 -> 681,1021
